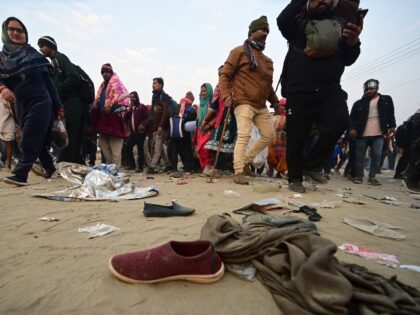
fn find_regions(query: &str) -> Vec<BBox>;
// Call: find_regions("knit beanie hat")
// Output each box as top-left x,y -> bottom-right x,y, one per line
37,36 -> 57,50
364,79 -> 379,91
248,16 -> 269,36
101,63 -> 113,74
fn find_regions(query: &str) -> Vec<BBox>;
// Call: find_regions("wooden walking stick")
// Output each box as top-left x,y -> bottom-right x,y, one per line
208,105 -> 232,183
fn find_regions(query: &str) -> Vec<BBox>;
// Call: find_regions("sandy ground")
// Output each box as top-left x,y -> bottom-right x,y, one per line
0,166 -> 419,315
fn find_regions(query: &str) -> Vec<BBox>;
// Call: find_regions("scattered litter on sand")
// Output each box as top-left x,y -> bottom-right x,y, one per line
380,196 -> 397,201
400,265 -> 420,273
339,243 -> 399,268
233,198 -> 287,214
39,216 -> 59,222
253,182 -> 281,193
343,217 -> 406,240
78,223 -> 120,239
33,163 -> 158,201
224,190 -> 241,198
226,263 -> 257,281
311,200 -> 341,208
343,198 -> 366,205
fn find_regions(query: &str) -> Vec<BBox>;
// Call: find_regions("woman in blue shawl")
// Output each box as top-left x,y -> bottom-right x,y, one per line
0,17 -> 62,186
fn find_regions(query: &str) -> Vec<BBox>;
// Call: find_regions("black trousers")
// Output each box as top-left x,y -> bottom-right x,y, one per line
181,135 -> 193,172
344,138 -> 356,177
170,137 -> 191,172
13,97 -> 54,180
407,142 -> 420,183
395,149 -> 409,176
124,132 -> 146,170
286,90 -> 349,182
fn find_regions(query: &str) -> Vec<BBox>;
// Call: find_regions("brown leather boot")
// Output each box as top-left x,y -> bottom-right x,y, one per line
233,173 -> 249,185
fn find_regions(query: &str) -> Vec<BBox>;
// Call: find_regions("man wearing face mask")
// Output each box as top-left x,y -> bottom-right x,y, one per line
219,16 -> 279,185
277,0 -> 363,193
349,79 -> 396,186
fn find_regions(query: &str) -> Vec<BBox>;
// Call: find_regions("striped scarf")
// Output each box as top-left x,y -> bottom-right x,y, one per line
243,39 -> 266,71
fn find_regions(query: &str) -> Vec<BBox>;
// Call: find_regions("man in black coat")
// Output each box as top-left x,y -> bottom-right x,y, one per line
403,109 -> 420,192
277,0 -> 363,193
349,79 -> 396,185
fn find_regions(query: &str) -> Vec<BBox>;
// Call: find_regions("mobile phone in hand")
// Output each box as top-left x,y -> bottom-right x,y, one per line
354,8 -> 368,25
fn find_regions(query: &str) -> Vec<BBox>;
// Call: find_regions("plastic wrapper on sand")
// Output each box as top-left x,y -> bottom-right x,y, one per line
33,163 -> 158,201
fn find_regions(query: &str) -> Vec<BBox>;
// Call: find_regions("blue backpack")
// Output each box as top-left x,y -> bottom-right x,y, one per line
169,115 -> 184,138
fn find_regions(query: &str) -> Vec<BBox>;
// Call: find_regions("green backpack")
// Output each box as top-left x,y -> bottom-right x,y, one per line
304,18 -> 343,58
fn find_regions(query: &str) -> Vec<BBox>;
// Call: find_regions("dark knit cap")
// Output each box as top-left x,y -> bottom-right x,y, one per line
248,16 -> 269,36
101,63 -> 113,74
37,36 -> 57,50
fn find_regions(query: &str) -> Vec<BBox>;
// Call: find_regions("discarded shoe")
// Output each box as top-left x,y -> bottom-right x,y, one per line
108,240 -> 224,284
143,201 -> 195,217
3,175 -> 28,186
295,205 -> 322,222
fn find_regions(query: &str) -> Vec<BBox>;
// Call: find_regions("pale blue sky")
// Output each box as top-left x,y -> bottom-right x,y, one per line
2,0 -> 420,124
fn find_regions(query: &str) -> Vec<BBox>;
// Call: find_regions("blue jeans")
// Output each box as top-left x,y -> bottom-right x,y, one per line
354,136 -> 384,179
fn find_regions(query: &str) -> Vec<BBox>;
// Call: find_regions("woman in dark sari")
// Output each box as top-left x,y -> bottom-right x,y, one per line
0,17 -> 62,186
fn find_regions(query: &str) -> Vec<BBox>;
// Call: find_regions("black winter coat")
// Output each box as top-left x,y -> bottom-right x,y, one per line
349,94 -> 396,136
277,0 -> 361,97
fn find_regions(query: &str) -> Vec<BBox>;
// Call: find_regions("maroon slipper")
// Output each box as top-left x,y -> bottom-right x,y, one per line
109,240 -> 224,284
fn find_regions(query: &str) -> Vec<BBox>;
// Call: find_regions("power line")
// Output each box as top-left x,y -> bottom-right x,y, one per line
343,45 -> 420,81
387,77 -> 420,92
342,48 -> 420,83
343,37 -> 420,78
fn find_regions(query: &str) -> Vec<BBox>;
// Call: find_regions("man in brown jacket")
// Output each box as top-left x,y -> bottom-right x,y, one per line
219,16 -> 279,184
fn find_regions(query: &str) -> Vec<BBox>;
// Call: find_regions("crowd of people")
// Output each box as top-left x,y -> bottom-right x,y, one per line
0,0 -> 419,193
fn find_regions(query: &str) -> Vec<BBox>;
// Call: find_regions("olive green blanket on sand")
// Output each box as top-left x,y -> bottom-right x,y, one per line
200,214 -> 420,315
